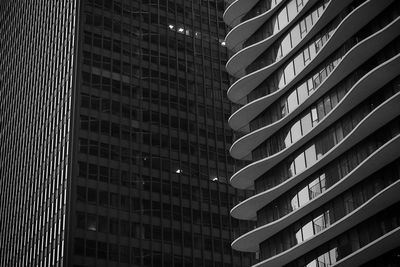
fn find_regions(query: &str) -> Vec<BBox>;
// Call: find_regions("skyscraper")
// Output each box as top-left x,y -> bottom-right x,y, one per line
0,1 -> 255,266
224,0 -> 400,266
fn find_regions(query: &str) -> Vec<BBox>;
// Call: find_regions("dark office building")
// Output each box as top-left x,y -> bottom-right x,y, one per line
0,0 -> 256,266
224,0 -> 400,266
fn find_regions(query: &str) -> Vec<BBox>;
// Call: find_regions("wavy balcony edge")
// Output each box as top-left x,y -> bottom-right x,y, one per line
231,151 -> 400,251
223,0 -> 259,28
230,67 -> 400,219
228,14 -> 400,130
229,53 -> 400,159
232,149 -> 400,248
232,178 -> 400,254
250,180 -> 400,266
334,227 -> 400,267
231,131 -> 400,226
231,95 -> 400,218
224,0 -> 286,53
226,0 -> 327,97
227,3 -> 398,106
228,0 -> 394,129
226,0 -> 350,78
230,91 -> 400,190
226,0 -> 340,102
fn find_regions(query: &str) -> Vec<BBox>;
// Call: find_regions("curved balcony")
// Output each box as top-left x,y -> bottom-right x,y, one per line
242,0 -> 282,23
230,89 -> 400,190
230,53 -> 400,159
223,0 -> 265,29
249,75 -> 400,169
226,0 -> 351,78
232,137 -> 400,230
230,61 -> 400,220
231,138 -> 400,251
228,11 -> 400,130
225,0 -> 286,53
226,0 -> 326,77
250,180 -> 400,266
232,171 -> 400,253
227,0 -> 378,103
334,227 -> 400,267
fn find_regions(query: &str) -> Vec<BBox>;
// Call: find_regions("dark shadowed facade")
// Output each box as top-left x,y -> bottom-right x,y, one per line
224,0 -> 400,266
0,1 -> 256,266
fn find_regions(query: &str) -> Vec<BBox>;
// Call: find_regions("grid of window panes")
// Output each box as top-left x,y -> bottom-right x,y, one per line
70,0 -> 255,266
0,1 -> 77,266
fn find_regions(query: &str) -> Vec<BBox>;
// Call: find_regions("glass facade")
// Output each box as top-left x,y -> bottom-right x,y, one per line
253,75 -> 400,191
243,0 -> 282,23
225,0 -> 400,266
284,202 -> 400,267
249,35 -> 400,133
248,3 -> 400,103
244,0 -> 313,49
259,156 -> 400,259
252,72 -> 400,160
257,141 -> 400,226
70,0 -> 255,267
246,0 -> 331,75
1,0 -> 255,266
254,85 -> 400,193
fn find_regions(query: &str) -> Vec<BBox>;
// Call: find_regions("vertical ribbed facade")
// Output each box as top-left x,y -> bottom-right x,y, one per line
0,1 -> 78,266
224,0 -> 400,266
